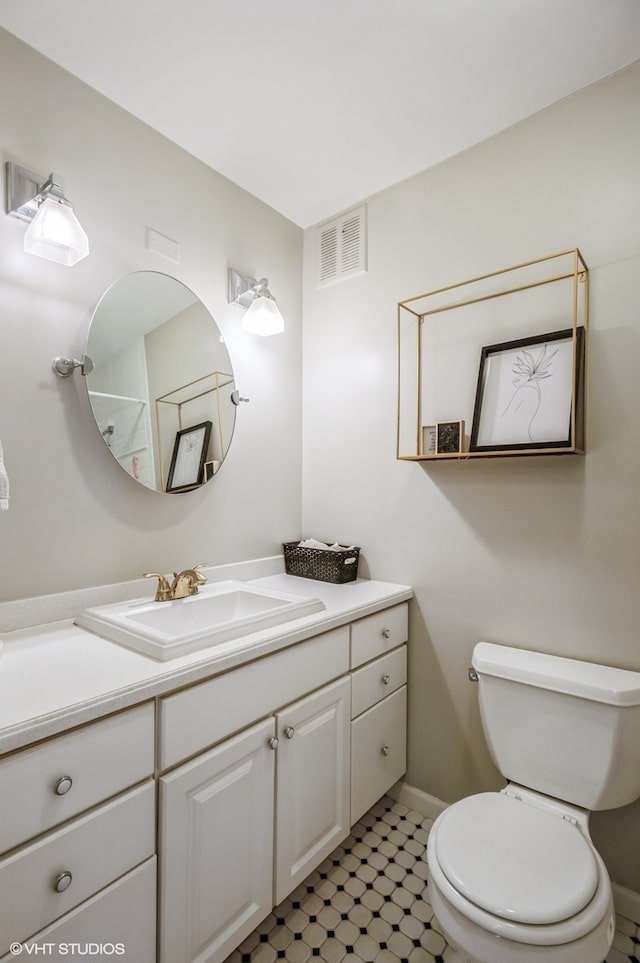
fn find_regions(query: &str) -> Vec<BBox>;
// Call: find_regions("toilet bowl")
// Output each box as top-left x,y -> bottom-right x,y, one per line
426,789 -> 615,963
425,642 -> 640,963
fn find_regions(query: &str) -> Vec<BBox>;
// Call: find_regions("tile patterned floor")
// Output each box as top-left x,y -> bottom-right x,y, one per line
226,796 -> 640,963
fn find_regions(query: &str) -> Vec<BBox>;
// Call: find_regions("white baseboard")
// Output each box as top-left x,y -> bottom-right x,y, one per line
389,780 -> 640,926
387,780 -> 447,820
612,881 -> 640,926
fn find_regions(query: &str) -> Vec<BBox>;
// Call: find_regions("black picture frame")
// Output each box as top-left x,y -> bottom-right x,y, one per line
470,328 -> 585,453
436,421 -> 464,454
166,421 -> 212,492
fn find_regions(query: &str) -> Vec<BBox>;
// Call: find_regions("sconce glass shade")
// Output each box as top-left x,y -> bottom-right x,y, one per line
242,295 -> 285,337
24,196 -> 90,266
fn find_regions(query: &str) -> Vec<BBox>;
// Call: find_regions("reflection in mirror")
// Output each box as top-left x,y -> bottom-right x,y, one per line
85,271 -> 236,493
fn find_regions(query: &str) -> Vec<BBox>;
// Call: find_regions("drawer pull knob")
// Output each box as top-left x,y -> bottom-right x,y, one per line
269,737 -> 279,750
54,871 -> 73,893
382,628 -> 391,639
54,775 -> 73,796
381,745 -> 390,756
284,726 -> 295,740
382,674 -> 391,685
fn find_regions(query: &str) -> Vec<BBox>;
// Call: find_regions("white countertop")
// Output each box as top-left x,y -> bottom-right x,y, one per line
0,561 -> 412,755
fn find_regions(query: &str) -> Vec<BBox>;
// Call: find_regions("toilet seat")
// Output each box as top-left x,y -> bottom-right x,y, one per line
434,792 -> 599,925
427,791 -> 613,947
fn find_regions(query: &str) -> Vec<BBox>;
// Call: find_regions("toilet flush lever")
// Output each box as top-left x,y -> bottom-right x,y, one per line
468,667 -> 478,683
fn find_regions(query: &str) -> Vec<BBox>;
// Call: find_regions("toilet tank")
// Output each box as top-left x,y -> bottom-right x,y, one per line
472,642 -> 640,811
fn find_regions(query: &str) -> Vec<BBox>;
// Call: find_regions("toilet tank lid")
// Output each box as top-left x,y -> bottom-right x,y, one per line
472,642 -> 640,707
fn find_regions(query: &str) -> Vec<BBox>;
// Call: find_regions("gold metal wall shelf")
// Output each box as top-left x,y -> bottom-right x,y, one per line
397,249 -> 588,461
155,370 -> 234,489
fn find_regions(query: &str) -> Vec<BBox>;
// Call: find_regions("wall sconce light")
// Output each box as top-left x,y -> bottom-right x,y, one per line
228,268 -> 285,337
5,162 -> 90,266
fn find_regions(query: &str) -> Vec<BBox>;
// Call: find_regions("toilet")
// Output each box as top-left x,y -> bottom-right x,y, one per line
426,642 -> 640,963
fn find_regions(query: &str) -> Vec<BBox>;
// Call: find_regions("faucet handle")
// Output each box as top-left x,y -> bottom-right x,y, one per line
193,564 -> 210,585
144,572 -> 172,601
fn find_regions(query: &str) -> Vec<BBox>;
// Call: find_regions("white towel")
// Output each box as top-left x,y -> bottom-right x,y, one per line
298,538 -> 330,550
0,439 -> 9,511
298,538 -> 355,552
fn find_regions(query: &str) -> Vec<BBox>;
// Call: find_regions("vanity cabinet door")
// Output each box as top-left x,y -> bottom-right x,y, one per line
274,676 -> 351,905
351,685 -> 407,825
158,717 -> 275,963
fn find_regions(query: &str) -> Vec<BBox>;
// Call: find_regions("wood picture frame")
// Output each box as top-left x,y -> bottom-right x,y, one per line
422,425 -> 437,456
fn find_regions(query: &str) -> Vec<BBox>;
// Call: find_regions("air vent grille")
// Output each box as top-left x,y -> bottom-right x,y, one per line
317,205 -> 367,287
319,224 -> 338,284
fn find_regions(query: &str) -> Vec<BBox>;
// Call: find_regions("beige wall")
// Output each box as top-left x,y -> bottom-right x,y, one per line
0,29 -> 304,602
302,62 -> 640,890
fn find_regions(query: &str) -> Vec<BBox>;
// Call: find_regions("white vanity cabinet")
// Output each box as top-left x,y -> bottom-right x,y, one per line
157,630 -> 352,963
0,581 -> 411,963
0,703 -> 156,960
350,605 -> 408,824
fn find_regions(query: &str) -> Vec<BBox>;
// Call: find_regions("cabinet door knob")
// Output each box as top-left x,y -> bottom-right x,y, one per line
284,726 -> 295,740
54,871 -> 73,893
269,737 -> 279,750
382,628 -> 391,639
381,674 -> 391,685
381,745 -> 390,756
54,775 -> 73,796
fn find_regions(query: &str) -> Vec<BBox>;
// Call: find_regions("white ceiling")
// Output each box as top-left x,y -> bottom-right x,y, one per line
2,0 -> 640,228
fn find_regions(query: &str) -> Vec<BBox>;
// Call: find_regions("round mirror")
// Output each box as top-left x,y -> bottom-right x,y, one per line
85,271 -> 236,493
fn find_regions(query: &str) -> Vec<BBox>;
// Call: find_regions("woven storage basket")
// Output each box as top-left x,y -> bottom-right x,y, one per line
283,541 -> 360,584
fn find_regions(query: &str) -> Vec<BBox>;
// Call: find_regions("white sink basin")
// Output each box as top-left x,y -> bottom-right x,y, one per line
76,580 -> 325,660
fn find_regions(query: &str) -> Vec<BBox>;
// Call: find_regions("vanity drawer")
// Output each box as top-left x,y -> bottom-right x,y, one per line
159,626 -> 350,771
350,603 -> 408,669
351,646 -> 407,718
0,702 -> 154,854
1,857 -> 157,962
351,686 -> 407,825
0,780 -> 155,955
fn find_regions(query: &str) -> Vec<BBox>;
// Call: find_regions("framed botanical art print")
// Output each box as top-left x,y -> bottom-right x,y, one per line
166,421 -> 212,492
470,328 -> 585,452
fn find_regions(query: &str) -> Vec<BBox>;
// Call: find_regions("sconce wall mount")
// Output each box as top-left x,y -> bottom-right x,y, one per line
6,163 -> 46,223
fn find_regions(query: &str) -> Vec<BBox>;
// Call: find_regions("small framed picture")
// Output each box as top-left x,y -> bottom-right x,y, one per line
436,420 -> 464,454
421,425 -> 437,456
166,421 -> 212,492
203,461 -> 216,482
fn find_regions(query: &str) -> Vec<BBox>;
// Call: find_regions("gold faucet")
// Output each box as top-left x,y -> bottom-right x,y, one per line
144,564 -> 209,601
170,565 -> 208,599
